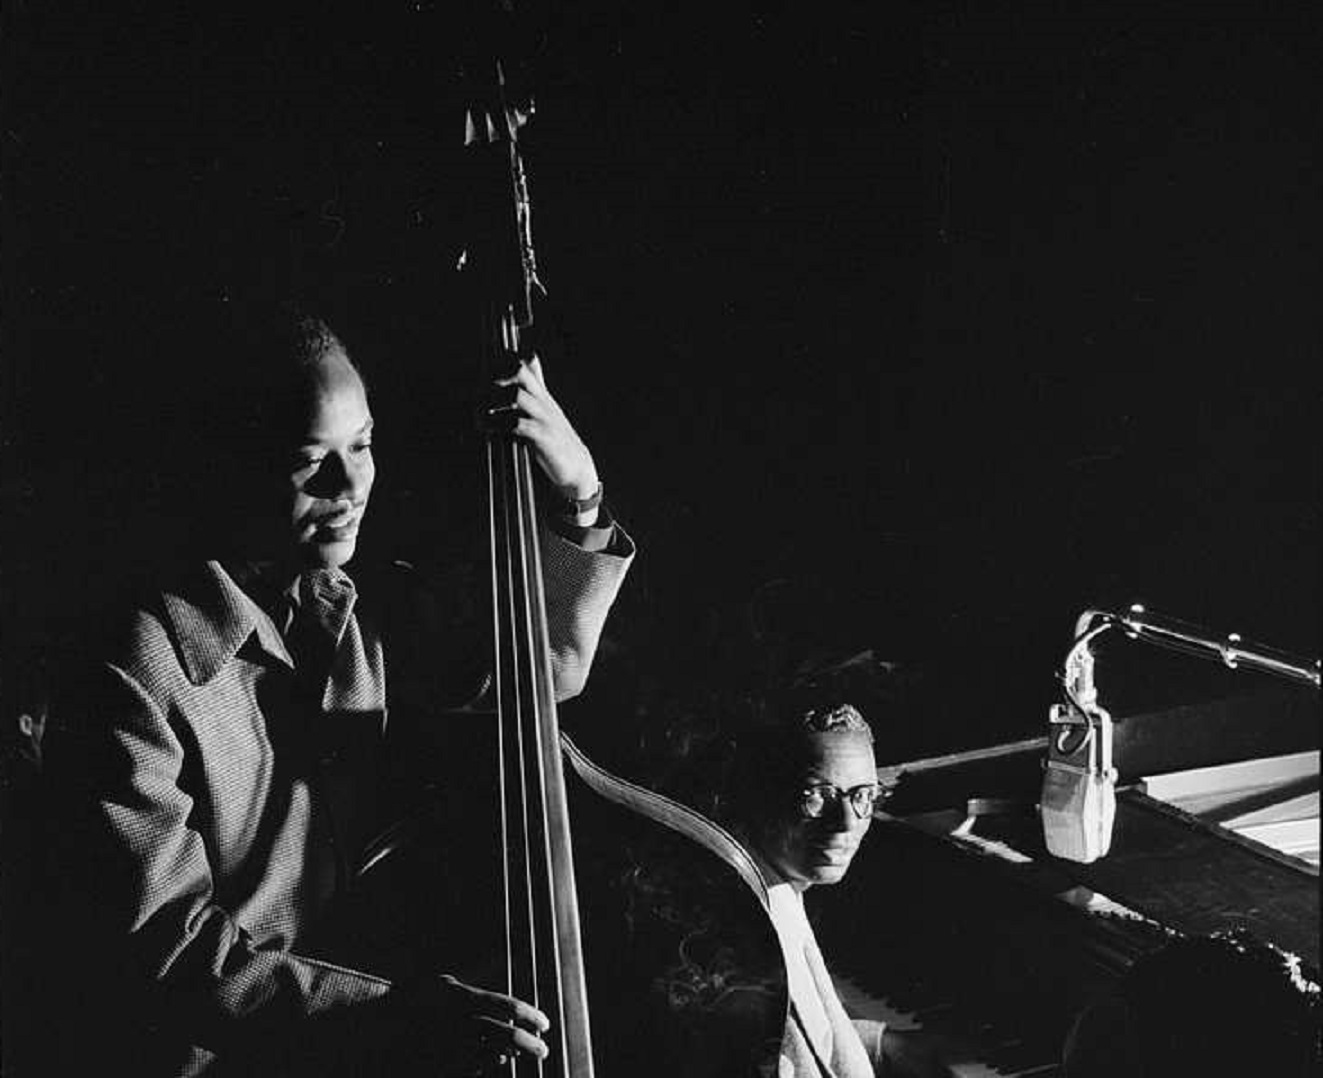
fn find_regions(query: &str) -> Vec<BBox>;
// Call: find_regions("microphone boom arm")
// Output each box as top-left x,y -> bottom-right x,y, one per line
1074,607 -> 1320,690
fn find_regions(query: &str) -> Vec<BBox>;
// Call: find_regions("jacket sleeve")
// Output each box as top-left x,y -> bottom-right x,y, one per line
399,520 -> 635,714
47,660 -> 392,1061
539,519 -> 635,701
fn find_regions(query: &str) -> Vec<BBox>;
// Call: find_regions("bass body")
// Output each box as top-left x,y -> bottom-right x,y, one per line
320,719 -> 788,1077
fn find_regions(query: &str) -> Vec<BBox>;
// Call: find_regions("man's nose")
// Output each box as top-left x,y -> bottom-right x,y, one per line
312,451 -> 371,500
822,798 -> 861,833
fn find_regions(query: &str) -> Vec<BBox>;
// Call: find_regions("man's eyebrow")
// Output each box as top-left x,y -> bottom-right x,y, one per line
801,777 -> 874,788
294,418 -> 375,451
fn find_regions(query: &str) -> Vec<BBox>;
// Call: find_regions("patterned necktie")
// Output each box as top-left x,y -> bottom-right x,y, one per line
286,567 -> 388,880
287,567 -> 386,717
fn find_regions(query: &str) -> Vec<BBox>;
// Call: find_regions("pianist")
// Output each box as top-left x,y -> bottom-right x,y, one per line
725,702 -> 952,1078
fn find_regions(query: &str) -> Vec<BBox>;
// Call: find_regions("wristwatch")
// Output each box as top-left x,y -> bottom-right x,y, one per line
556,482 -> 604,519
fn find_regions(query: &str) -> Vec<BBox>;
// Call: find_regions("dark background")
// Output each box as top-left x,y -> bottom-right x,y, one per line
3,1 -> 1318,763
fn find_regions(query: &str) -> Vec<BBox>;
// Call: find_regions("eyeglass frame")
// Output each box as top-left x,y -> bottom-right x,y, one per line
797,781 -> 888,821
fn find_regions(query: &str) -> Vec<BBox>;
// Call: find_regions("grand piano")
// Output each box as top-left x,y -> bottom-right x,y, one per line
809,612 -> 1320,1077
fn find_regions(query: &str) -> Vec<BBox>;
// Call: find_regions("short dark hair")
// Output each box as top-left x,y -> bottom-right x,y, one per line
797,703 -> 873,742
222,301 -> 362,433
723,700 -> 875,826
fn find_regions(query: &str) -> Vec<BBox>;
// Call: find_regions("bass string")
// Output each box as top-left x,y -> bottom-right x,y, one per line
491,372 -> 578,1062
492,429 -> 540,1013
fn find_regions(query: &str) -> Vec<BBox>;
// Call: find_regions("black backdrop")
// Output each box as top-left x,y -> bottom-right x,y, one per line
3,2 -> 1318,761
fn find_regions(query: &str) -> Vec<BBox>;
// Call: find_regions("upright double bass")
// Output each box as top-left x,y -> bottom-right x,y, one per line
461,42 -> 795,1073
456,29 -> 795,1078
462,46 -> 597,1075
340,21 -> 791,1077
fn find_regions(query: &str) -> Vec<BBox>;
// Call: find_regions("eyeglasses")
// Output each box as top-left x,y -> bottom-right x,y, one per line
798,782 -> 885,821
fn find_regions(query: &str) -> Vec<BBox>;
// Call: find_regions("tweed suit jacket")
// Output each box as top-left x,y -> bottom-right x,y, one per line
42,522 -> 633,1076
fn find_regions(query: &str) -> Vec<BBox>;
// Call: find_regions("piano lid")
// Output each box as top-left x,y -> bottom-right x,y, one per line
1141,750 -> 1319,868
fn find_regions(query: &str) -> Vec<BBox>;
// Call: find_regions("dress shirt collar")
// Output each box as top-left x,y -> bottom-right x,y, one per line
161,560 -> 295,684
750,852 -> 810,931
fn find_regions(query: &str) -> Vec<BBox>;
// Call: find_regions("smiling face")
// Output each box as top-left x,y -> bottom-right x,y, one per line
282,351 -> 376,569
754,730 -> 877,890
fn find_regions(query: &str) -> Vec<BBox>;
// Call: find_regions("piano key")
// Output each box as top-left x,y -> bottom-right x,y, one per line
835,972 -> 1062,1077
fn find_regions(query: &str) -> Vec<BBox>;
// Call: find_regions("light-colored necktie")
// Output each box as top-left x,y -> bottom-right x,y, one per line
802,925 -> 874,1078
768,883 -> 875,1078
